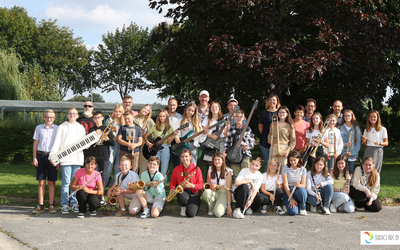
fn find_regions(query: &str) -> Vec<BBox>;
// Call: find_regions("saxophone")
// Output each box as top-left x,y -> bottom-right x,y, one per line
166,170 -> 197,202
128,174 -> 168,191
109,176 -> 124,206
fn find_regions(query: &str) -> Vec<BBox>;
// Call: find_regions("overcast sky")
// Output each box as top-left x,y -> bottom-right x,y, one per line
1,0 -> 171,104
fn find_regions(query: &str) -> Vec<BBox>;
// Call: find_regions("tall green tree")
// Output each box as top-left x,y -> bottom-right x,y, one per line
0,6 -> 90,99
22,60 -> 61,101
94,23 -> 155,99
150,0 -> 400,116
0,50 -> 29,100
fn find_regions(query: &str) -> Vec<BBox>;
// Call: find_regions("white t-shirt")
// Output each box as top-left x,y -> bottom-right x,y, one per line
207,168 -> 232,187
363,127 -> 388,147
115,170 -> 140,190
262,173 -> 283,191
235,168 -> 263,191
202,118 -> 225,138
306,129 -> 320,146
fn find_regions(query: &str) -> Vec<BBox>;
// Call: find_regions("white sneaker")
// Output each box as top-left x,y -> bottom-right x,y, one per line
276,206 -> 285,215
282,205 -> 287,213
311,205 -> 317,213
299,209 -> 307,216
140,208 -> 150,219
180,206 -> 186,216
233,209 -> 244,219
61,205 -> 69,214
324,207 -> 331,215
208,211 -> 214,216
245,208 -> 253,215
330,203 -> 337,213
260,205 -> 268,214
72,204 -> 79,213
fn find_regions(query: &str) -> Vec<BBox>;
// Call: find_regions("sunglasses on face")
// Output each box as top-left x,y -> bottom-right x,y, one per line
84,105 -> 93,108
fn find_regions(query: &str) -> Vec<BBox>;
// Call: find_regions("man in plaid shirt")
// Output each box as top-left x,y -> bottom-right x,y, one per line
224,109 -> 255,178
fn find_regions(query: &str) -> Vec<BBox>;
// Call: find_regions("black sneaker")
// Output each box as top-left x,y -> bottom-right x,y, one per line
77,213 -> 84,218
89,211 -> 96,216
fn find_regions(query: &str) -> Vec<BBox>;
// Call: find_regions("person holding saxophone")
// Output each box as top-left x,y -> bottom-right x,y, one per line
135,156 -> 166,218
107,156 -> 141,216
169,149 -> 203,217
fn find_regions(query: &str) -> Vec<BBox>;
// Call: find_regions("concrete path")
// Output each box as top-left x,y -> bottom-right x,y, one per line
1,204 -> 399,249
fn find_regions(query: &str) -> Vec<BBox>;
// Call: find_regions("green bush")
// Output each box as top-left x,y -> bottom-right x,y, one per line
0,118 -> 37,164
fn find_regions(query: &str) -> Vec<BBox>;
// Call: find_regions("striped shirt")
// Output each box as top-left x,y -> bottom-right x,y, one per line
282,165 -> 306,187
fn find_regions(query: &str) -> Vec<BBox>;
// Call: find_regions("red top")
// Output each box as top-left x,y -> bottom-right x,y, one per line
170,163 -> 203,193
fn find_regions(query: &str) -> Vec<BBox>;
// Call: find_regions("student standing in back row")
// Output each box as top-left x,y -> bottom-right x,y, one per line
50,107 -> 86,214
32,109 -> 59,214
225,109 -> 255,179
117,111 -> 143,173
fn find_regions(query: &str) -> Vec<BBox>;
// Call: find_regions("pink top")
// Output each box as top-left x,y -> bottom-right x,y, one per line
73,168 -> 102,191
294,120 -> 310,150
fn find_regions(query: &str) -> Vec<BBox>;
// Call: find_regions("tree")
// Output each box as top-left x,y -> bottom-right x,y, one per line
23,60 -> 62,101
0,6 -> 90,99
34,19 -> 89,98
94,23 -> 155,99
150,0 -> 400,117
68,95 -> 87,102
87,93 -> 105,103
0,50 -> 29,100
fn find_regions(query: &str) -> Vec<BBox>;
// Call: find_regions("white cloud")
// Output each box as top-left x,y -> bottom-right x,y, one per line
45,4 -> 132,32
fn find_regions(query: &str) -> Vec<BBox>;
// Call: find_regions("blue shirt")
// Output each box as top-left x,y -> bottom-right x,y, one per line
118,125 -> 142,153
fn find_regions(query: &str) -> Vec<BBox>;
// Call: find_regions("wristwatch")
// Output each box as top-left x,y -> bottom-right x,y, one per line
227,204 -> 231,206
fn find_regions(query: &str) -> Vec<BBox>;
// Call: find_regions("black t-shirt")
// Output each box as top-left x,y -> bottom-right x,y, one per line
77,116 -> 95,135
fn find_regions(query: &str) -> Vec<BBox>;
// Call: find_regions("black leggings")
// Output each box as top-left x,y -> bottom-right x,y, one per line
349,186 -> 382,212
177,189 -> 201,217
76,190 -> 101,213
234,184 -> 264,211
260,188 -> 283,207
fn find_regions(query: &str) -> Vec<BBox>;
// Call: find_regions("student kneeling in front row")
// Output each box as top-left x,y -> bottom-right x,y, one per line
107,156 -> 141,216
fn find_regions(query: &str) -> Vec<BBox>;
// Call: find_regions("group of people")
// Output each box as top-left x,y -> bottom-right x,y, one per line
31,92 -> 386,218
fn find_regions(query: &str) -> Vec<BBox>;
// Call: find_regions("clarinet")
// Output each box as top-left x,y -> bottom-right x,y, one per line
311,174 -> 326,214
287,159 -> 308,201
243,185 -> 253,215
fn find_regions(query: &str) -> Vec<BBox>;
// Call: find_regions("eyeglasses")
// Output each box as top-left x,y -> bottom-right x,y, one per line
93,116 -> 103,120
148,162 -> 158,166
84,105 -> 93,108
68,113 -> 78,116
307,105 -> 315,108
44,116 -> 55,119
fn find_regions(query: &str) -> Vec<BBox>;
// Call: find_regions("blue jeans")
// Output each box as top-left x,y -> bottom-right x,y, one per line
332,191 -> 355,213
106,142 -> 120,184
260,144 -> 270,172
61,165 -> 80,206
283,186 -> 307,216
307,184 -> 333,208
325,156 -> 335,171
156,144 -> 170,185
348,161 -> 355,173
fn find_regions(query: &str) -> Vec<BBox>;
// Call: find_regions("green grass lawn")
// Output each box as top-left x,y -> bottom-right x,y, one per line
1,145 -> 399,206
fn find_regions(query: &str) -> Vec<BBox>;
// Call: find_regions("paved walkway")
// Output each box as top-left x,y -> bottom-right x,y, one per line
1,204 -> 399,249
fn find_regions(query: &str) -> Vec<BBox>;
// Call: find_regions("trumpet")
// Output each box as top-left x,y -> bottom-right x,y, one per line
309,118 -> 331,159
109,174 -> 126,206
166,170 -> 197,202
95,117 -> 114,147
327,129 -> 336,156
